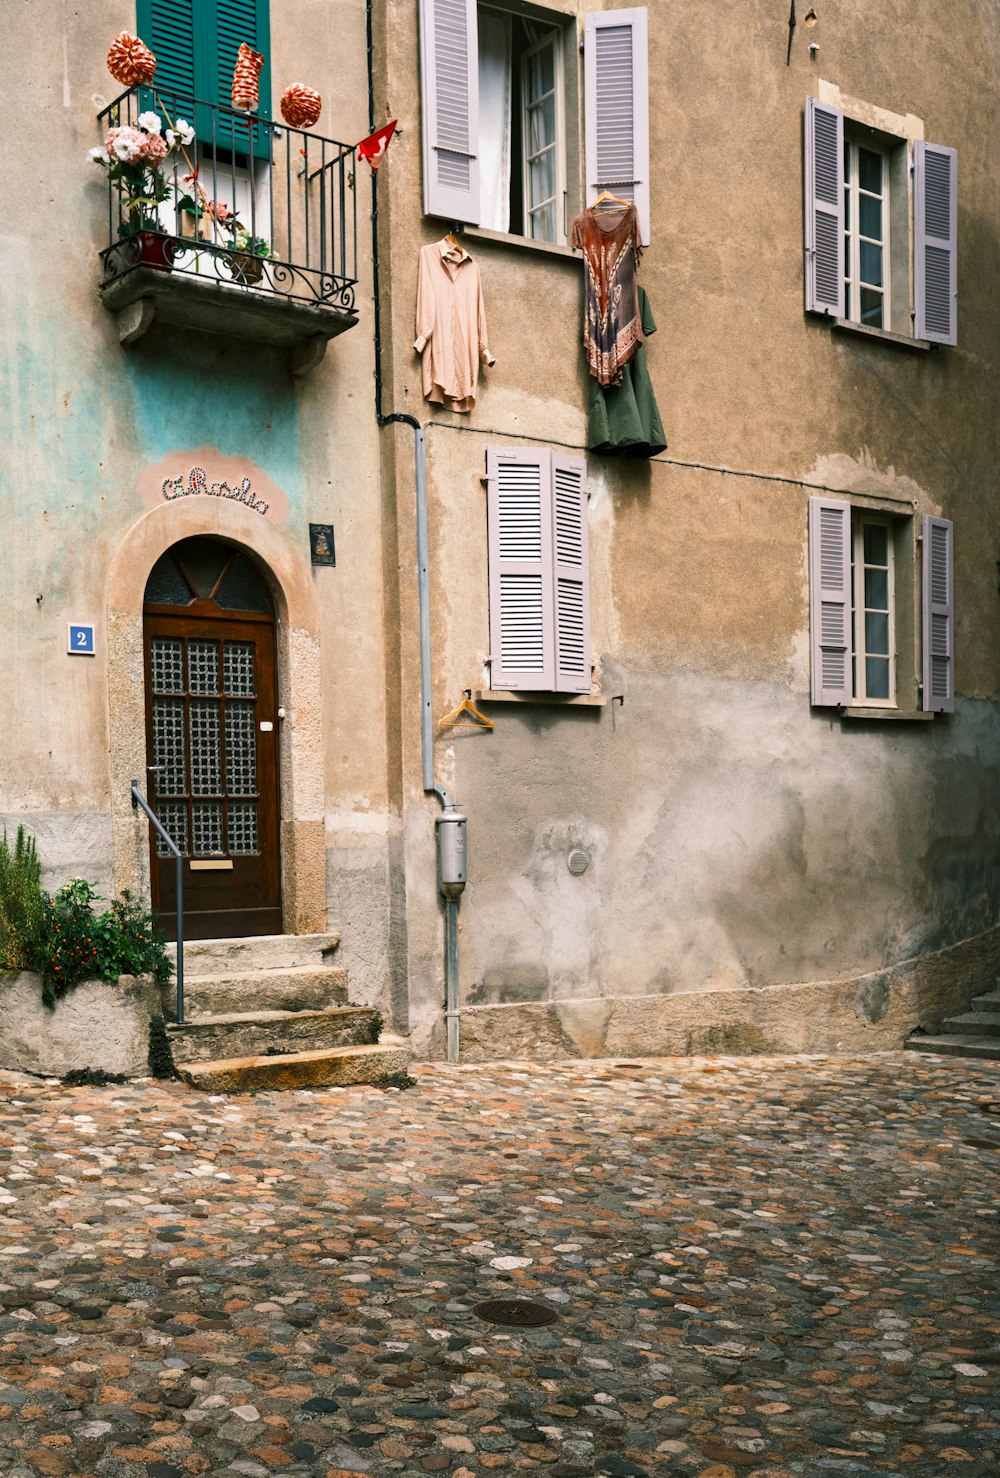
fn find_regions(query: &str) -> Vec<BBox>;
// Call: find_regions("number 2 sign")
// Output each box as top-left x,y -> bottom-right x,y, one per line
67,624 -> 95,656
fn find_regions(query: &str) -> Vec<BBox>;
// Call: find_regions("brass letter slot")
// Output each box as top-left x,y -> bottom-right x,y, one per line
189,859 -> 235,871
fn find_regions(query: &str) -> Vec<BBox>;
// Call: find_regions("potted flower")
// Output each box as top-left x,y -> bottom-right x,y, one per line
195,201 -> 275,285
90,111 -> 194,270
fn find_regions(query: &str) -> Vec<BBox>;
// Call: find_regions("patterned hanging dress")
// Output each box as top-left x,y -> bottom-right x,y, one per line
570,202 -> 643,386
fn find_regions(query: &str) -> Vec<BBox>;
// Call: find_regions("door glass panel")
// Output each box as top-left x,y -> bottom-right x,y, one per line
529,201 -> 557,242
156,802 -> 189,857
188,639 -> 220,696
530,149 -> 556,208
865,611 -> 890,656
192,802 -> 224,856
151,636 -> 184,694
865,566 -> 889,609
224,641 -> 256,696
859,193 -> 882,240
863,523 -> 889,564
859,240 -> 883,287
858,148 -> 882,193
528,44 -> 554,99
146,553 -> 194,607
866,657 -> 890,700
227,800 -> 259,854
189,700 -> 222,795
225,702 -> 258,796
216,557 -> 272,613
152,698 -> 187,796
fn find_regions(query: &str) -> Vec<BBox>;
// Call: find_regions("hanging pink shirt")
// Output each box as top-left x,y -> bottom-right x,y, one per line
414,240 -> 495,414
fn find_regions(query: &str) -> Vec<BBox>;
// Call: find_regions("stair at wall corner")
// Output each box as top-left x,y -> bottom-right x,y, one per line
907,986 -> 1000,1062
160,934 -> 409,1092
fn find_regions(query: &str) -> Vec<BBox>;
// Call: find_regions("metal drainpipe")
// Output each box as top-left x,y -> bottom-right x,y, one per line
367,0 -> 461,1061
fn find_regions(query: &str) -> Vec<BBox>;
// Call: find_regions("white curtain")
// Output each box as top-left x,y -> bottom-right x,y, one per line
478,11 -> 512,232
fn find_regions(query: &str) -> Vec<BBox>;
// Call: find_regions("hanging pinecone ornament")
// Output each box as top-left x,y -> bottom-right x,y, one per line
231,43 -> 265,112
280,84 -> 322,129
106,32 -> 157,87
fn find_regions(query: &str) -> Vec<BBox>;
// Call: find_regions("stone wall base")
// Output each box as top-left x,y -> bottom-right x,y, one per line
431,923 -> 1000,1062
0,974 -> 161,1078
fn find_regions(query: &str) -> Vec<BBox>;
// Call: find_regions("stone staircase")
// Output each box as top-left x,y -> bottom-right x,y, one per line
907,983 -> 1000,1062
161,934 -> 409,1091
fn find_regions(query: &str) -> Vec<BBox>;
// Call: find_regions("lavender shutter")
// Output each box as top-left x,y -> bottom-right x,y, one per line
809,497 -> 852,706
551,454 -> 591,693
804,98 -> 845,317
487,447 -> 554,690
584,8 -> 650,245
914,142 -> 958,346
922,516 -> 954,712
419,0 -> 480,223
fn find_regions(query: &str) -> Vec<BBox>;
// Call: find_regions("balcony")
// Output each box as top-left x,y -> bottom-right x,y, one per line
96,87 -> 359,374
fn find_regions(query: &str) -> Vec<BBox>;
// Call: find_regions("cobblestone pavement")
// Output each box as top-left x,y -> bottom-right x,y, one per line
0,1051 -> 998,1478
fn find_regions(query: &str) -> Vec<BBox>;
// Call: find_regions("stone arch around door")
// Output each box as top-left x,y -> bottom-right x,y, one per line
107,500 -> 326,936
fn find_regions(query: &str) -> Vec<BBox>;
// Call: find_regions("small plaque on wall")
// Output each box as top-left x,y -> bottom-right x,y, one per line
309,524 -> 336,566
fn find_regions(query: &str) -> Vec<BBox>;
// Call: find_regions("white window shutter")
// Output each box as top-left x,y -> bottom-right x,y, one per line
804,98 -> 845,317
809,497 -> 852,706
419,0 -> 481,224
914,142 -> 957,346
487,447 -> 555,690
551,454 -> 591,693
922,515 -> 954,712
584,8 -> 650,245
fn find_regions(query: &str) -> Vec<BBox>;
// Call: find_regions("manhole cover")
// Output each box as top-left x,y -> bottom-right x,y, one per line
474,1298 -> 559,1328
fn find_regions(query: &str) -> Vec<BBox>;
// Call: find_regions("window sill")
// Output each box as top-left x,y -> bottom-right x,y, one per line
840,707 -> 934,721
831,318 -> 932,353
476,688 -> 606,707
458,226 -> 578,262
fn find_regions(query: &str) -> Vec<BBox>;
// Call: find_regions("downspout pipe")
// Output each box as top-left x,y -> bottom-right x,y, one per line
367,0 -> 460,1061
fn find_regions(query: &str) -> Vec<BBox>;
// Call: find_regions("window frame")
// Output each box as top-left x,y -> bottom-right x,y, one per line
851,513 -> 896,708
843,137 -> 891,332
519,26 -> 566,244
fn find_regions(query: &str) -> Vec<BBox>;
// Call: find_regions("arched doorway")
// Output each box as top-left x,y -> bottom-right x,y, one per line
143,537 -> 282,939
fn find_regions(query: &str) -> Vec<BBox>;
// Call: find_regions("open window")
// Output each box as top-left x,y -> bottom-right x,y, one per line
809,497 -> 954,714
805,95 -> 957,345
419,2 -> 649,246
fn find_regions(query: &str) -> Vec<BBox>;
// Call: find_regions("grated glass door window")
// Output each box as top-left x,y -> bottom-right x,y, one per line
844,141 -> 889,329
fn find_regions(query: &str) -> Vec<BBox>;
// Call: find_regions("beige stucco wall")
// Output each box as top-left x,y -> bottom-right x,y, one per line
376,1 -> 1000,1053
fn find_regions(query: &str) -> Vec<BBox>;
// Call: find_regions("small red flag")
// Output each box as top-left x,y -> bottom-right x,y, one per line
357,120 -> 398,171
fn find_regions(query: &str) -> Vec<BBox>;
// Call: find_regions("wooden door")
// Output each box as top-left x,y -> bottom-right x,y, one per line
142,539 -> 282,939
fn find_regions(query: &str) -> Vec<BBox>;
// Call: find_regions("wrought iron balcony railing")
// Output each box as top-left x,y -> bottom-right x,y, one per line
96,86 -> 358,315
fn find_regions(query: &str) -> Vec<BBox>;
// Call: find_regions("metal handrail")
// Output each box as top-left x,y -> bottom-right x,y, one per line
131,780 -> 185,1025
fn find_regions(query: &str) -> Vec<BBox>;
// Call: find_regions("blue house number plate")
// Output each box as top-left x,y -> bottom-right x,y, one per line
67,624 -> 95,656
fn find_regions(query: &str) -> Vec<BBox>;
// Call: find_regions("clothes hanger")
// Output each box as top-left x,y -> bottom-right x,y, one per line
443,230 -> 462,249
438,690 -> 495,732
589,189 -> 631,211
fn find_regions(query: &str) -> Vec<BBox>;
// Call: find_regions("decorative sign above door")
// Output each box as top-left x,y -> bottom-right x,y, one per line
162,465 -> 269,516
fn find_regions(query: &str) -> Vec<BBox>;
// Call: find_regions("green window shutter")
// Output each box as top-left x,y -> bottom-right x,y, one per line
136,0 -> 271,156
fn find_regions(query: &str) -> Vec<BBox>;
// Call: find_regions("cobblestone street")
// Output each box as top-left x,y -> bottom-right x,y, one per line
0,1051 -> 997,1478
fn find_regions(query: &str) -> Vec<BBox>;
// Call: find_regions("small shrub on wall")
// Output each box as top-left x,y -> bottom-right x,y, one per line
37,880 -> 173,1009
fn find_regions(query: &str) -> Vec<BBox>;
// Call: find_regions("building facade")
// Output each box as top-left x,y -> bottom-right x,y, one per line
2,0 -> 998,1059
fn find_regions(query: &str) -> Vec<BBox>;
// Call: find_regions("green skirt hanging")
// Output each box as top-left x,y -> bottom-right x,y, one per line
588,287 -> 667,459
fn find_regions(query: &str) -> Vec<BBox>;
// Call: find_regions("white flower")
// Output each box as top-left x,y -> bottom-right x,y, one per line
113,135 -> 140,161
174,118 -> 195,145
137,111 -> 162,135
88,146 -> 110,166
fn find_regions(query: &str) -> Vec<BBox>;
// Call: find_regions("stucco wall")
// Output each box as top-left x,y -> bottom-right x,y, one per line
377,1 -> 1000,1052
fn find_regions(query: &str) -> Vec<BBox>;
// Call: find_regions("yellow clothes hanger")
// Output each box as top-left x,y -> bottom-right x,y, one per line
438,691 -> 495,732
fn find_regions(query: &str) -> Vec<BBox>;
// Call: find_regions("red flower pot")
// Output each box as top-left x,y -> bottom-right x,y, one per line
135,229 -> 177,272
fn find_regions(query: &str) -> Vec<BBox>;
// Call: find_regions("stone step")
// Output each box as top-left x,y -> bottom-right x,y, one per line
167,1006 -> 382,1066
166,933 -> 341,975
942,1012 -> 1000,1038
969,991 -> 1000,1012
907,1034 -> 1000,1061
160,965 -> 349,1020
175,1041 -> 410,1093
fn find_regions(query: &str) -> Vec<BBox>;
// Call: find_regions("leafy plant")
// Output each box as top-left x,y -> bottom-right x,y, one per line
0,826 -> 45,971
36,879 -> 173,1010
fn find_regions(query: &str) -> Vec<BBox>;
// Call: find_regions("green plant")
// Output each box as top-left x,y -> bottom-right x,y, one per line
0,826 -> 45,971
147,1017 -> 176,1079
36,880 -> 173,1010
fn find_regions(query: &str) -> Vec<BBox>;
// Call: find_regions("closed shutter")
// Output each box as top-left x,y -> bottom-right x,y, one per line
804,98 -> 844,317
487,447 -> 554,690
551,455 -> 591,693
914,142 -> 957,346
138,0 -> 271,157
584,8 -> 650,245
419,0 -> 481,224
809,497 -> 852,706
922,516 -> 954,712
